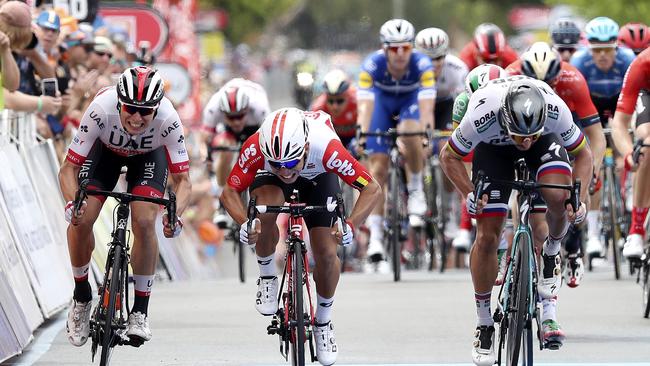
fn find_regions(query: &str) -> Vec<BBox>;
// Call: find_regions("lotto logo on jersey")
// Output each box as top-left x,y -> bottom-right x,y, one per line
238,144 -> 258,169
326,150 -> 356,176
358,71 -> 373,89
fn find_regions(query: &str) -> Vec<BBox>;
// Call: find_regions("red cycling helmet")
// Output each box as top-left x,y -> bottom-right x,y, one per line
473,23 -> 506,61
618,22 -> 650,55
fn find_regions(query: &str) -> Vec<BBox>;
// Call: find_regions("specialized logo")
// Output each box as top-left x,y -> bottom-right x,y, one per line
524,98 -> 532,116
475,98 -> 486,108
325,150 -> 356,176
238,143 -> 258,168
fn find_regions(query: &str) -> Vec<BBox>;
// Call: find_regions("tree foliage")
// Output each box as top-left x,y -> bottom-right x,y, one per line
544,0 -> 650,24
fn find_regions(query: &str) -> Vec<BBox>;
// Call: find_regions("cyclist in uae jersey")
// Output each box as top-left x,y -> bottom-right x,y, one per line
415,27 -> 469,130
441,76 -> 592,365
508,43 -> 606,287
357,19 -> 435,265
221,108 -> 381,365
202,78 -> 270,197
59,66 -> 192,347
570,17 -> 636,123
310,69 -> 358,147
611,47 -> 650,259
459,23 -> 519,70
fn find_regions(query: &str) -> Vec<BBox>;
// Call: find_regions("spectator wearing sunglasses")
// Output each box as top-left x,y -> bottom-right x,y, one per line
310,69 -> 357,148
201,77 -> 271,198
87,36 -> 113,75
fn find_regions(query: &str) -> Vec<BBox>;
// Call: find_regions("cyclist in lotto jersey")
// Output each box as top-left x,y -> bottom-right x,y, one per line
441,77 -> 592,365
415,27 -> 469,130
508,42 -> 606,287
459,23 -> 519,70
59,66 -> 192,347
611,47 -> 650,260
570,17 -> 636,124
202,78 -> 270,197
310,69 -> 358,147
221,108 -> 381,366
357,19 -> 435,266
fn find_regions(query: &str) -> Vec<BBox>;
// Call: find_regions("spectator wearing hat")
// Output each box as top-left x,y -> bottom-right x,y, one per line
87,35 -> 113,76
35,9 -> 61,66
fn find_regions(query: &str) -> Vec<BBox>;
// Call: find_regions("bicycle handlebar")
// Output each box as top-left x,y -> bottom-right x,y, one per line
474,171 -> 580,212
632,140 -> 650,165
74,179 -> 178,232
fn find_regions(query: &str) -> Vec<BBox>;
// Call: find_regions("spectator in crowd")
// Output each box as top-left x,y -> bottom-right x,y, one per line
0,0 -> 28,96
35,9 -> 60,65
87,36 -> 114,76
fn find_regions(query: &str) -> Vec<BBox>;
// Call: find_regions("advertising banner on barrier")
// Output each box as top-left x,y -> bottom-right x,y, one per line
0,305 -> 22,363
0,145 -> 72,317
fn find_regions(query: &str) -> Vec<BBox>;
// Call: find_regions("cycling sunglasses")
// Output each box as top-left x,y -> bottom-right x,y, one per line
556,46 -> 577,54
509,131 -> 542,145
385,43 -> 412,53
327,97 -> 346,105
120,103 -> 157,116
268,158 -> 302,170
226,112 -> 246,120
94,51 -> 113,58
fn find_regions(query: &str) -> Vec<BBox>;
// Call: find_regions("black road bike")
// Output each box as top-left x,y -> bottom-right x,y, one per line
74,179 -> 177,366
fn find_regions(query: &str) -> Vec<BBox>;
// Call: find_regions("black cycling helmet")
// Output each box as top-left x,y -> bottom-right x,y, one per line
550,18 -> 581,47
499,79 -> 547,136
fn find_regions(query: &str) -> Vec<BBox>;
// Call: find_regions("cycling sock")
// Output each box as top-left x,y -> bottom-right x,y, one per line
475,291 -> 493,326
315,293 -> 334,324
132,274 -> 154,315
586,210 -> 600,238
459,202 -> 472,230
72,263 -> 92,302
498,231 -> 508,250
541,297 -> 557,322
407,171 -> 423,192
257,254 -> 276,277
367,214 -> 383,242
630,207 -> 649,235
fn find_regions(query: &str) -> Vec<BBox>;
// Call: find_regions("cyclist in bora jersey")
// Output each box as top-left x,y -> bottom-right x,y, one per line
59,66 -> 192,346
441,77 -> 592,365
220,108 -> 381,365
507,42 -> 606,287
357,18 -> 435,266
570,16 -> 636,257
611,47 -> 650,260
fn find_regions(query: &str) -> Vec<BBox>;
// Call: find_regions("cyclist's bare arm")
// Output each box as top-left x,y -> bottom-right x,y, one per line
220,185 -> 247,225
58,159 -> 82,202
440,144 -> 473,197
611,111 -> 635,157
418,97 -> 434,131
169,171 -> 192,217
347,179 -> 382,228
570,143 -> 594,203
357,98 -> 374,133
583,123 -> 606,174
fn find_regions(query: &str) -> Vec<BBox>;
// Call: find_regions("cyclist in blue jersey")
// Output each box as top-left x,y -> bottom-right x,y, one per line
357,19 -> 436,266
570,16 -> 635,258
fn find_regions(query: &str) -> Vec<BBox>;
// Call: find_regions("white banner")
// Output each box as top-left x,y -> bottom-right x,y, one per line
0,145 -> 72,317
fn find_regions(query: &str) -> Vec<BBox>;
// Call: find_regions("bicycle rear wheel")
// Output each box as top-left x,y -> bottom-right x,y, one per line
506,233 -> 530,366
643,260 -> 650,318
605,166 -> 622,280
100,245 -> 123,366
290,249 -> 306,366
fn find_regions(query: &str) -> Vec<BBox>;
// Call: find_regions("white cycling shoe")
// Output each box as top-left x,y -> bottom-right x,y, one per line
66,300 -> 92,347
126,311 -> 152,342
585,236 -> 604,257
623,234 -> 644,259
407,189 -> 427,216
452,229 -> 472,251
314,321 -> 338,365
472,325 -> 496,366
255,276 -> 279,316
367,238 -> 385,263
538,247 -> 562,298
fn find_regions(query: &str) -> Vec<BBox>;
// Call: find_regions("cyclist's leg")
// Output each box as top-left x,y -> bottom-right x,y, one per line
625,91 -> 650,258
398,93 -> 426,217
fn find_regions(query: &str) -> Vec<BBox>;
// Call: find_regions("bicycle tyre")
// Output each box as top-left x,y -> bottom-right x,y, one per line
506,233 -> 530,366
290,248 -> 306,366
641,262 -> 650,318
606,166 -> 621,280
238,238 -> 246,283
522,319 -> 534,366
100,244 -> 123,366
389,166 -> 401,282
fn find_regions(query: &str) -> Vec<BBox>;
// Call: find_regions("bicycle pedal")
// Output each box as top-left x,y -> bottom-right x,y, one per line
127,335 -> 145,348
544,339 -> 563,350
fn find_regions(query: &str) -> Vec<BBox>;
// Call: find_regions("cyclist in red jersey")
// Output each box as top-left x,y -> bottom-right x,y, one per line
310,69 -> 358,147
507,42 -> 605,287
459,23 -> 519,70
611,47 -> 650,259
618,22 -> 650,55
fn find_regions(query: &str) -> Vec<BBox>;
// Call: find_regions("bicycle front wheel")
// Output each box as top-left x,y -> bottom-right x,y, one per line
506,233 -> 531,366
389,166 -> 401,282
643,261 -> 650,318
290,249 -> 306,366
605,166 -> 622,280
238,238 -> 246,283
100,244 -> 123,366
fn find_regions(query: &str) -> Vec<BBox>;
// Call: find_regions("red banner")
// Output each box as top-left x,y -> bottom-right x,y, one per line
99,5 -> 169,56
152,0 -> 202,126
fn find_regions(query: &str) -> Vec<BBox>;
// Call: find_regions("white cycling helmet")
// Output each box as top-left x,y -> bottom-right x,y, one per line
415,27 -> 450,59
465,64 -> 506,96
380,19 -> 415,44
218,81 -> 249,114
521,42 -> 562,82
258,108 -> 309,162
322,69 -> 350,95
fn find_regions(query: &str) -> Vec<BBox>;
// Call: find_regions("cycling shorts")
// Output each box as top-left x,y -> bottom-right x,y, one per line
434,98 -> 454,131
78,140 -> 169,203
471,134 -> 572,218
366,91 -> 420,154
635,90 -> 650,126
249,171 -> 342,229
